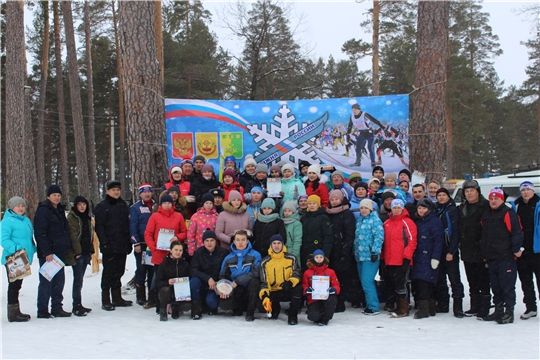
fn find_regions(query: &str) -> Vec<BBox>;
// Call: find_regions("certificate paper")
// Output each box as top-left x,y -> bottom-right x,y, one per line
311,275 -> 330,300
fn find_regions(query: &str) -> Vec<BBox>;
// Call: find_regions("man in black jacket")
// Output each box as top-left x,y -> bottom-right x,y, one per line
513,181 -> 540,320
34,185 -> 73,318
458,179 -> 491,318
94,180 -> 133,311
189,229 -> 229,317
479,187 -> 523,324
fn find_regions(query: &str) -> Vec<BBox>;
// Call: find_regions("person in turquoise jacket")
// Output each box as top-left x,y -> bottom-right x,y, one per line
280,163 -> 306,205
354,198 -> 384,315
1,197 -> 36,322
282,200 -> 302,261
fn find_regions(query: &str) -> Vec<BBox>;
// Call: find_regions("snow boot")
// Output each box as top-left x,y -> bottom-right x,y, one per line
136,286 -> 146,306
436,298 -> 449,313
391,297 -> 410,318
101,291 -> 115,311
453,298 -> 465,318
160,307 -> 168,321
414,300 -> 430,319
478,303 -> 503,322
191,301 -> 202,320
476,295 -> 491,319
72,304 -> 88,317
143,289 -> 156,309
429,299 -> 437,317
7,303 -> 30,322
464,294 -> 479,317
112,288 -> 133,307
520,309 -> 537,320
497,306 -> 514,324
171,304 -> 181,319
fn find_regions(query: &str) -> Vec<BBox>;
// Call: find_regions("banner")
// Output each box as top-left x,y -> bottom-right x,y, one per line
165,95 -> 409,179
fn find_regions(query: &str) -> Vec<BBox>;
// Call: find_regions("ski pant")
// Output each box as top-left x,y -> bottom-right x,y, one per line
307,294 -> 338,323
435,252 -> 465,304
357,260 -> 380,312
101,253 -> 127,292
355,132 -> 375,165
517,253 -> 540,312
384,264 -> 409,299
488,258 -> 517,307
463,260 -> 490,297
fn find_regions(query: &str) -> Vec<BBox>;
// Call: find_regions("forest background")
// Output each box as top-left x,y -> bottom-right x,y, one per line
1,0 -> 539,217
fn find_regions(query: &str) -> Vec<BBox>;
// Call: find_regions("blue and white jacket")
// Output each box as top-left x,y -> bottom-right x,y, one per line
354,209 -> 384,262
129,199 -> 155,246
220,241 -> 261,287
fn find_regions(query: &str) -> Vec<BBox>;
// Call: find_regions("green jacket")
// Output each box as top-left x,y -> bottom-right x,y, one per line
66,210 -> 95,266
283,212 -> 302,262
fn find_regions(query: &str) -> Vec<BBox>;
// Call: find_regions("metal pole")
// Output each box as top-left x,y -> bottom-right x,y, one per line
110,117 -> 115,179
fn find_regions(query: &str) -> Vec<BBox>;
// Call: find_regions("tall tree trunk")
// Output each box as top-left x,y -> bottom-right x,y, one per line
84,0 -> 99,201
24,85 -> 38,221
53,1 -> 69,201
36,0 -> 50,201
112,0 -> 126,195
372,0 -> 380,96
5,1 -> 26,202
154,0 -> 164,82
62,0 -> 90,200
119,1 -> 168,200
411,1 -> 449,184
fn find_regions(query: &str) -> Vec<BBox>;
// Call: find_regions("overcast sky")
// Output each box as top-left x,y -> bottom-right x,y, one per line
205,0 -> 536,89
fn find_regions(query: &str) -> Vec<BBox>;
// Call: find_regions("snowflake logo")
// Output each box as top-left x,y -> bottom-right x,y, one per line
247,105 -> 323,169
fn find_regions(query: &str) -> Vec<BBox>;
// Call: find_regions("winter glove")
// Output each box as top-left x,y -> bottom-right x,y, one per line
262,295 -> 272,313
328,287 -> 337,295
402,258 -> 411,268
305,287 -> 314,294
371,254 -> 379,262
281,280 -> 293,292
431,259 -> 440,270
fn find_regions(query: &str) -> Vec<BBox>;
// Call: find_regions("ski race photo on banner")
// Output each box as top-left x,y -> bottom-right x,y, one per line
165,96 -> 409,180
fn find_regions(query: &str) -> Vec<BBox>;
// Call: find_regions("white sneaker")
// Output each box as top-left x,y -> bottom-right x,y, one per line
520,310 -> 537,320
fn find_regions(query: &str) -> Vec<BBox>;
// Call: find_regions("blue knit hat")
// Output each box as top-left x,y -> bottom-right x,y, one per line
270,234 -> 284,244
313,249 -> 324,258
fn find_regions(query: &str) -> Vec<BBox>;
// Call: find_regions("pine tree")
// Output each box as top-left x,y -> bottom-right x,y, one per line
227,0 -> 304,100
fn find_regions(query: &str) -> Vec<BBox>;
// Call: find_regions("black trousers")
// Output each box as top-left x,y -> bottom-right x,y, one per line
463,261 -> 490,297
307,294 -> 338,323
488,258 -> 517,307
219,278 -> 260,315
384,265 -> 409,299
101,253 -> 127,291
517,253 -> 540,312
334,266 -> 364,307
435,252 -> 465,303
413,279 -> 434,301
268,285 -> 303,315
6,269 -> 23,305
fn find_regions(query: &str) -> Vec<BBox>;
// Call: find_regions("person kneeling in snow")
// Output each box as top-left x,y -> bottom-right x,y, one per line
155,241 -> 191,321
259,234 -> 302,325
302,249 -> 341,326
218,230 -> 262,322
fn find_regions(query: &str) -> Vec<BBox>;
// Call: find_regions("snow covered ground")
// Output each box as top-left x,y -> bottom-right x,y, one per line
2,255 -> 538,360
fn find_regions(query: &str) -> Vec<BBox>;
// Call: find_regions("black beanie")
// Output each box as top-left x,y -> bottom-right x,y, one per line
47,184 -> 62,196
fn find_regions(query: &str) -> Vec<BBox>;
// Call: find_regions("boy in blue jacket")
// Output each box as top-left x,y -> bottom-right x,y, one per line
218,230 -> 262,321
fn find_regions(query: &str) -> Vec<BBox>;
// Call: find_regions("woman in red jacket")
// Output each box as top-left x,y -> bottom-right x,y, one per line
145,194 -> 188,266
304,164 -> 329,209
302,249 -> 341,326
381,199 -> 417,318
220,169 -> 245,202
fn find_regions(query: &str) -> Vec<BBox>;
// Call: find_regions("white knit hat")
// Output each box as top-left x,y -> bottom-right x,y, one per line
359,199 -> 374,211
307,164 -> 321,178
243,154 -> 256,168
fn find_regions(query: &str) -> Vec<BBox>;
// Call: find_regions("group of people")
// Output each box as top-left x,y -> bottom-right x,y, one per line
2,155 -> 539,327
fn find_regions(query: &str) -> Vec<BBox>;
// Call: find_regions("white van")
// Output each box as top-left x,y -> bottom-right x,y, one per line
452,169 -> 540,205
